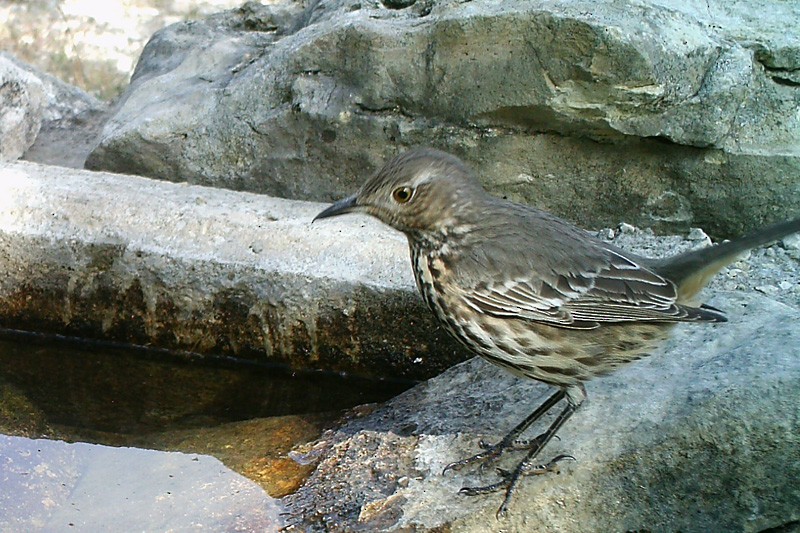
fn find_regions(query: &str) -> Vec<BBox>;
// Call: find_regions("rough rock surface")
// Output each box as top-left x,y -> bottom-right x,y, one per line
281,292 -> 800,532
0,160 -> 797,381
0,53 -> 109,169
0,160 -> 463,380
86,0 -> 800,235
0,55 -> 44,162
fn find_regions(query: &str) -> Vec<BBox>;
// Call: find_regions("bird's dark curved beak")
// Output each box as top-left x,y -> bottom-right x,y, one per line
313,194 -> 359,222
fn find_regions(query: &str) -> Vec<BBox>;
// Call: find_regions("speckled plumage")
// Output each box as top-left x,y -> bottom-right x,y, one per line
315,147 -> 800,517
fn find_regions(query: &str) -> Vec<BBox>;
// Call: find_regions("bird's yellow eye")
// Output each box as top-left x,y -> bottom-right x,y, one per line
392,186 -> 413,204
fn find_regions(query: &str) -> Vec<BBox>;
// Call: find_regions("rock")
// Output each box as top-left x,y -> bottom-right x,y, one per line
0,160 -> 464,380
0,55 -> 44,162
0,53 -> 109,169
85,0 -> 800,236
0,53 -> 106,126
783,233 -> 800,251
1,160 -> 797,379
281,292 -> 800,532
686,227 -> 711,243
0,435 -> 280,531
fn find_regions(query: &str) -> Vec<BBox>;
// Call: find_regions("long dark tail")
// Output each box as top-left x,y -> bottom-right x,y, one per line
649,217 -> 800,302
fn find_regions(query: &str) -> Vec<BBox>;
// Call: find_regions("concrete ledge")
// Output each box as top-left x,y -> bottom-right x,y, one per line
0,161 -> 465,379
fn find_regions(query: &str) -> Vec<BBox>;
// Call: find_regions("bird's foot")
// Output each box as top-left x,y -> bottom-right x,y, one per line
459,454 -> 575,518
442,433 -> 546,474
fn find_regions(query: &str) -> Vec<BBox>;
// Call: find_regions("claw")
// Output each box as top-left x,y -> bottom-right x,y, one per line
442,441 -> 506,475
496,498 -> 512,519
443,454 -> 482,474
523,453 -> 575,475
459,479 -> 508,496
442,461 -> 459,475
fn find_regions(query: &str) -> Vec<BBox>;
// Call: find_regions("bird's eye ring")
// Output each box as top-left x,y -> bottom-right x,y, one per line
392,186 -> 414,204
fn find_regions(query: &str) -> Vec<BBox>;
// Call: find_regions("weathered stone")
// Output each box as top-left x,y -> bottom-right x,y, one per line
1,159 -> 798,381
0,160 -> 463,380
85,0 -> 800,236
0,53 -> 109,169
281,292 -> 800,532
0,55 -> 44,162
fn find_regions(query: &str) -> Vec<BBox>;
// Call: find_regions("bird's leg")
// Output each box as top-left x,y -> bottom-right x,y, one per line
443,389 -> 566,474
460,400 -> 579,518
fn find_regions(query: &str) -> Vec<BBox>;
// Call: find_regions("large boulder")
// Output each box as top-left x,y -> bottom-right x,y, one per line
281,292 -> 800,532
0,55 -> 44,162
0,53 -> 108,169
86,0 -> 800,235
0,160 -> 463,380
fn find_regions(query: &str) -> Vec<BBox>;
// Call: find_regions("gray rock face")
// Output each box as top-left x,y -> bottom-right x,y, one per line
0,53 -> 109,169
86,0 -> 800,235
0,160 -> 797,381
0,160 -> 464,380
0,53 -> 106,127
0,55 -> 44,162
281,292 -> 800,532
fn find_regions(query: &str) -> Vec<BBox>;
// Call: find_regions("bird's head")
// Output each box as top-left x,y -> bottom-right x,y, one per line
314,148 -> 485,236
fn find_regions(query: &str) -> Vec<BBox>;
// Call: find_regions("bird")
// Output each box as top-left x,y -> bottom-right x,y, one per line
313,147 -> 800,517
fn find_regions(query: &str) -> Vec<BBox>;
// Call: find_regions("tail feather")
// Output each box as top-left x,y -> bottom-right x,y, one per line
649,217 -> 800,303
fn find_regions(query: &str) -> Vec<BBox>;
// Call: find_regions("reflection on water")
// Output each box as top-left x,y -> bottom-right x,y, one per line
0,434 -> 282,531
0,329 -> 413,498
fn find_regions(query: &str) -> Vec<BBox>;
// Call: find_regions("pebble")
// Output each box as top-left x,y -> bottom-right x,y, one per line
599,228 -> 615,240
781,233 -> 800,250
687,227 -> 710,242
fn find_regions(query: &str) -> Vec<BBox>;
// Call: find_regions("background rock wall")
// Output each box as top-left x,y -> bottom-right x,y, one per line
81,0 -> 800,236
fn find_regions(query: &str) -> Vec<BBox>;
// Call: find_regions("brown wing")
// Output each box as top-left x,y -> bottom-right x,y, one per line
461,249 -> 723,329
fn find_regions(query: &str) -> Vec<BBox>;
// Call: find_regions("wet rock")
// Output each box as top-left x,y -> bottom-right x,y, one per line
0,160 -> 464,380
0,435 -> 280,531
131,415 -> 330,499
0,379 -> 50,437
85,0 -> 800,235
1,160 -> 797,380
282,292 -> 800,532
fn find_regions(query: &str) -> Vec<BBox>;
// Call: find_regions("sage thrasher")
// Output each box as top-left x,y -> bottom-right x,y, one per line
314,147 -> 800,516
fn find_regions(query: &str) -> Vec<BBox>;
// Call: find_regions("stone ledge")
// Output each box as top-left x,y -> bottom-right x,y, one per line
0,160 -> 465,379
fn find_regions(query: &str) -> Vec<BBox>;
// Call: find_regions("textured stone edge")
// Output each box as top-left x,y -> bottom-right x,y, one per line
0,160 -> 465,380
